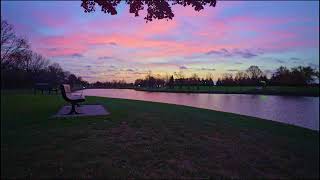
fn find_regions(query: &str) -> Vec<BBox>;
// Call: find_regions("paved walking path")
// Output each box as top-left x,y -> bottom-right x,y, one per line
53,104 -> 109,117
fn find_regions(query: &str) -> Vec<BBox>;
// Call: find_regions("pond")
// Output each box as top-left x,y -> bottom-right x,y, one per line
79,89 -> 319,130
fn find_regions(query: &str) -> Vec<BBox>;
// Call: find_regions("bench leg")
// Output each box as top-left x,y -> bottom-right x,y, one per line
67,103 -> 81,115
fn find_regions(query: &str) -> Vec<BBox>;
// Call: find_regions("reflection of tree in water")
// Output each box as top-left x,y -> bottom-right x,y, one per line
81,0 -> 217,22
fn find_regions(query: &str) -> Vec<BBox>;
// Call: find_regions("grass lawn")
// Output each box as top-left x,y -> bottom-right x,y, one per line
136,86 -> 319,96
1,91 -> 319,178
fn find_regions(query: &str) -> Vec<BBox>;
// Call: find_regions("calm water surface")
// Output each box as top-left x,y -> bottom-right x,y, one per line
80,89 -> 319,130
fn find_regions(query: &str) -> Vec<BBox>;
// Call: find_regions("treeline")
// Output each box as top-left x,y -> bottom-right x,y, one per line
270,66 -> 318,86
89,80 -> 134,89
217,66 -> 319,86
135,65 -> 319,88
134,73 -> 214,89
1,19 -> 88,89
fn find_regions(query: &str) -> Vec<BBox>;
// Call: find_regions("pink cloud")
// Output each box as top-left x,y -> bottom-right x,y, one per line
33,34 -> 88,57
27,2 -> 318,62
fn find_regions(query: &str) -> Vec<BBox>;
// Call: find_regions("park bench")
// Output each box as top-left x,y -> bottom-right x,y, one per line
34,83 -> 58,94
60,84 -> 85,114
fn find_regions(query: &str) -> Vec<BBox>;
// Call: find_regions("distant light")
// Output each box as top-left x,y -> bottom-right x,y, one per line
260,95 -> 268,101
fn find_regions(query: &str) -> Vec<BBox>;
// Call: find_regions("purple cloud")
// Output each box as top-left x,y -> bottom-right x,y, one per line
276,59 -> 285,63
98,56 -> 113,60
227,69 -> 239,72
290,57 -> 300,60
200,68 -> 215,71
179,66 -> 188,69
70,53 -> 84,58
109,42 -> 117,46
206,48 -> 258,59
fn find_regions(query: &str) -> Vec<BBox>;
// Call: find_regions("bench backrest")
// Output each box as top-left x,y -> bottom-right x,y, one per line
60,84 -> 72,102
64,84 -> 71,93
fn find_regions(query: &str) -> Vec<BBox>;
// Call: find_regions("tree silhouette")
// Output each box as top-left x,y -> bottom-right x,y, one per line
1,19 -> 89,89
246,66 -> 263,79
81,0 -> 217,22
1,19 -> 29,68
168,75 -> 174,89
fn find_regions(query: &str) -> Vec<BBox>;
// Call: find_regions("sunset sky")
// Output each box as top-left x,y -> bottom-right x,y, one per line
1,1 -> 319,82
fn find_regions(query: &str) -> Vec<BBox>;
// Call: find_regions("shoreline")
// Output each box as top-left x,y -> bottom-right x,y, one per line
134,87 -> 320,97
91,96 -> 319,132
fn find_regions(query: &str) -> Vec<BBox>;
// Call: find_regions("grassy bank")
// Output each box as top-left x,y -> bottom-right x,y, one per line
136,86 -> 320,96
1,91 -> 319,178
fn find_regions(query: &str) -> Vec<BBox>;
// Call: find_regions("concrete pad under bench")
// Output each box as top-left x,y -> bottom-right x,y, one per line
53,104 -> 109,117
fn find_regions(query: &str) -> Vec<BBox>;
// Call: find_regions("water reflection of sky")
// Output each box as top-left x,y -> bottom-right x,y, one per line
80,89 -> 319,130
